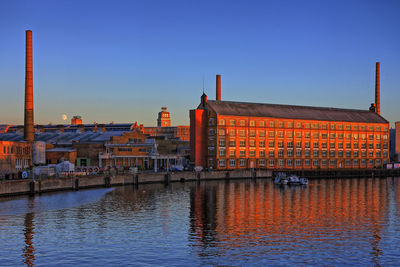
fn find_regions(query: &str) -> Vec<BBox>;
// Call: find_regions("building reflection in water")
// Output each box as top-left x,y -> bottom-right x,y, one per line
189,178 -> 394,263
23,212 -> 35,266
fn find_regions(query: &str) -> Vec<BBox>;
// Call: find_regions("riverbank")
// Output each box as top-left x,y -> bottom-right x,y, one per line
2,168 -> 400,198
0,169 -> 272,197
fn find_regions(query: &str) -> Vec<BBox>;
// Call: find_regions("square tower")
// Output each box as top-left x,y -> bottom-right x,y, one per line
157,107 -> 171,127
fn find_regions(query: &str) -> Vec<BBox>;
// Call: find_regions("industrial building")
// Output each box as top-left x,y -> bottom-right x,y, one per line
190,66 -> 390,170
0,31 -> 190,177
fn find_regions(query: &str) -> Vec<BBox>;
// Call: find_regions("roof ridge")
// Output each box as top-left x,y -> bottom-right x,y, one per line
207,100 -> 371,113
207,100 -> 388,123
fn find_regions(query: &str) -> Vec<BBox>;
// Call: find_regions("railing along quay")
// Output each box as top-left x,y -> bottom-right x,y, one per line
276,168 -> 400,179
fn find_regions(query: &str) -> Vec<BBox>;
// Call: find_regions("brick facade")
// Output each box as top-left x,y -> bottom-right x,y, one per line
0,141 -> 32,178
191,99 -> 390,170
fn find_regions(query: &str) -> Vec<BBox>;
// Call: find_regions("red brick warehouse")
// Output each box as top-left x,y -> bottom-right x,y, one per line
190,65 -> 389,170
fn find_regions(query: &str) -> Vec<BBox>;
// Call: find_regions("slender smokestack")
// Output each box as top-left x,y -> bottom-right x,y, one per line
24,30 -> 34,143
375,62 -> 380,115
216,74 -> 221,101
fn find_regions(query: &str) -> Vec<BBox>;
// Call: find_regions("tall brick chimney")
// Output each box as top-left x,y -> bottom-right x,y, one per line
216,74 -> 221,101
375,62 -> 380,115
24,30 -> 34,143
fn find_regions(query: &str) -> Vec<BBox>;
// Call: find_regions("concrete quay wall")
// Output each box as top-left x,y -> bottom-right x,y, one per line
0,169 -> 273,197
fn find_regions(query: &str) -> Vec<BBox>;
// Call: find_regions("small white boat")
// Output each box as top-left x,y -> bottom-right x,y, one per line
288,175 -> 300,185
274,172 -> 288,185
299,177 -> 308,185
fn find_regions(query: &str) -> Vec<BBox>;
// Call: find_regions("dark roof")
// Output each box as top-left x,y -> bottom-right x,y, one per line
207,100 -> 388,124
0,131 -> 126,144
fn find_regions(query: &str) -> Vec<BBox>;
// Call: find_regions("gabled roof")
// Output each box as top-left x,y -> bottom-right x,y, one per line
206,100 -> 388,124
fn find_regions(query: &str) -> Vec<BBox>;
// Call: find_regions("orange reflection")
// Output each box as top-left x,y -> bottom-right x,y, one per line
190,178 -> 394,257
22,212 -> 35,266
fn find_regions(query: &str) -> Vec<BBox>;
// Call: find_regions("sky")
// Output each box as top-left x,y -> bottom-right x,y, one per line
0,0 -> 399,127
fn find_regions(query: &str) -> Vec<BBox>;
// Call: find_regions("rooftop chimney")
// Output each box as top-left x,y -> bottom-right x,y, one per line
375,62 -> 380,115
24,30 -> 34,143
216,74 -> 221,101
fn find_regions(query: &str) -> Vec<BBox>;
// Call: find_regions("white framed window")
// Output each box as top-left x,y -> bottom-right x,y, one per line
278,159 -> 284,167
259,159 -> 265,166
219,139 -> 225,147
219,160 -> 225,167
208,159 -> 214,167
269,159 -> 275,167
269,150 -> 274,157
229,159 -> 235,167
240,159 -> 246,167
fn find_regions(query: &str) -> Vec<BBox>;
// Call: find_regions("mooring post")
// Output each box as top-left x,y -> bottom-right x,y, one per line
74,178 -> 79,190
29,181 -> 35,196
104,176 -> 111,187
251,169 -> 256,180
164,173 -> 171,185
225,171 -> 230,180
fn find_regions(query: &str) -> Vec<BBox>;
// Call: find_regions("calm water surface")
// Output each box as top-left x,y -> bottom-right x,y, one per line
1,178 -> 400,266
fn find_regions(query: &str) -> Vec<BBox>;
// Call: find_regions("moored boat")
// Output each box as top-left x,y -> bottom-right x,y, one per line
288,174 -> 300,185
274,172 -> 288,185
299,177 -> 308,185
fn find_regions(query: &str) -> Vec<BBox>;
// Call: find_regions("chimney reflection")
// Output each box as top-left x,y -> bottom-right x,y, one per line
22,212 -> 35,266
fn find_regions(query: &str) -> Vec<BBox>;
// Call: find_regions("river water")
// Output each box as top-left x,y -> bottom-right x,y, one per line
1,178 -> 400,266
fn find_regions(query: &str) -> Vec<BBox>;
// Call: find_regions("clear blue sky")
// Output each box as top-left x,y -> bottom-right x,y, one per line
0,0 -> 399,126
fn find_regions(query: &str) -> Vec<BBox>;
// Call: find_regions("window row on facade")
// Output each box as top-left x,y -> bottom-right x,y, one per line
209,128 -> 389,141
212,139 -> 389,149
1,145 -> 30,155
209,118 -> 388,132
213,158 -> 385,168
212,149 -> 388,158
